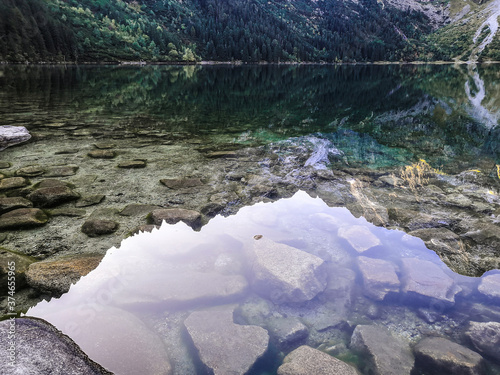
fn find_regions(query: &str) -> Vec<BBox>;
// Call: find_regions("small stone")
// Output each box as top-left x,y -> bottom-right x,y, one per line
75,195 -> 105,208
88,150 -> 116,159
465,321 -> 500,360
357,256 -> 400,300
0,208 -> 48,230
118,160 -> 147,168
413,337 -> 484,375
478,273 -> 500,301
44,165 -> 79,177
27,186 -> 80,208
150,208 -> 202,229
338,225 -> 381,253
94,142 -> 116,149
81,219 -> 119,237
160,177 -> 203,189
0,196 -> 33,214
278,345 -> 359,375
0,177 -> 29,191
15,165 -> 45,177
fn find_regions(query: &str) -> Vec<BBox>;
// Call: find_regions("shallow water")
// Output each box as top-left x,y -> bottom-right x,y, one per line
27,191 -> 500,374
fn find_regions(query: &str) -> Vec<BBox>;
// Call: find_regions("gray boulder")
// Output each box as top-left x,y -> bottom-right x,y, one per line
150,208 -> 202,229
0,125 -> 31,150
337,225 -> 381,253
0,317 -> 111,375
413,337 -> 484,375
278,345 -> 359,375
465,321 -> 500,360
0,208 -> 48,230
478,273 -> 500,301
184,306 -> 269,375
356,256 -> 400,300
248,237 -> 327,304
350,325 -> 414,375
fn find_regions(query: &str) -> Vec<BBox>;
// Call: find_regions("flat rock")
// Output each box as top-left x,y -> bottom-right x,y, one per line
26,254 -> 104,295
478,273 -> 500,301
0,125 -> 31,150
350,325 -> 414,375
248,236 -> 327,304
120,204 -> 161,217
184,306 -> 269,375
150,208 -> 202,229
0,208 -> 48,230
0,161 -> 11,169
27,185 -> 80,208
356,256 -> 400,301
88,150 -> 116,159
401,258 -> 461,305
81,219 -> 119,237
266,317 -> 309,350
49,208 -> 86,217
118,160 -> 147,168
465,321 -> 500,360
35,179 -> 69,189
94,142 -> 116,149
388,208 -> 450,231
160,177 -> 203,189
0,317 -> 111,375
413,337 -> 484,375
277,345 -> 359,375
206,150 -> 237,158
338,225 -> 381,253
0,196 -> 33,214
75,195 -> 105,208
0,248 -> 35,293
15,165 -> 45,177
44,165 -> 79,177
0,177 -> 29,191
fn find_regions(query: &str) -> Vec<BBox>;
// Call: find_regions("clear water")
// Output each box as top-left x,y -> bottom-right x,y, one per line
27,191 -> 500,374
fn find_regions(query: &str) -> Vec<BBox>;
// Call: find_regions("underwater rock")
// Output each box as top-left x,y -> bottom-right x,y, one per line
356,256 -> 400,301
44,165 -> 79,177
388,208 -> 451,231
27,185 -> 80,208
160,177 -> 203,189
248,237 -> 327,304
0,161 -> 11,169
350,325 -> 414,375
0,208 -> 48,230
150,208 -> 202,229
0,196 -> 33,214
15,165 -> 45,177
81,219 -> 119,237
277,345 -> 359,375
118,160 -> 147,168
0,317 -> 111,375
184,306 -> 269,375
0,248 -> 34,292
478,273 -> 500,301
120,204 -> 161,217
413,336 -> 484,375
88,150 -> 116,159
49,208 -> 86,217
466,321 -> 500,360
26,254 -> 103,295
0,177 -> 29,191
0,125 -> 31,151
75,195 -> 105,208
337,225 -> 381,253
266,317 -> 309,350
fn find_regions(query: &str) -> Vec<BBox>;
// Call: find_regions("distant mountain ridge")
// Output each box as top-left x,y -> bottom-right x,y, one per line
0,0 -> 498,63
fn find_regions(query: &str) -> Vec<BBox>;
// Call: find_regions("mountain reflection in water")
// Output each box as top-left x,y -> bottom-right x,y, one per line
27,191 -> 500,374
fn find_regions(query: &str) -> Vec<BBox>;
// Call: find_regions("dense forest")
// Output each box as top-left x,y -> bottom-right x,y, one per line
0,0 -> 497,63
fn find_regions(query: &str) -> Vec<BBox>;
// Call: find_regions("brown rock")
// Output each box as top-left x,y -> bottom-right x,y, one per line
0,177 -> 29,191
27,186 -> 80,208
0,208 -> 48,230
88,150 -> 116,159
0,196 -> 33,214
81,219 -> 119,237
160,177 -> 203,189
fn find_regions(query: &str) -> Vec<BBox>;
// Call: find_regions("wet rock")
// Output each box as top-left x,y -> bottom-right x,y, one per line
206,150 -> 237,158
15,165 -> 45,177
0,125 -> 31,150
184,306 -> 269,375
350,325 -> 414,375
75,195 -> 105,208
0,248 -> 34,292
88,150 -> 116,159
445,193 -> 474,208
248,237 -> 327,304
35,179 -> 68,189
388,208 -> 451,231
0,208 -> 48,230
0,177 -> 29,191
465,321 -> 500,360
356,256 -> 400,301
81,219 -> 119,237
277,345 -> 359,375
118,160 -> 147,168
160,177 -> 203,189
26,254 -> 103,295
401,258 -> 461,306
27,185 -> 80,208
338,225 -> 381,253
478,273 -> 500,301
249,184 -> 278,198
377,174 -> 403,187
120,204 -> 161,217
0,317 -> 112,375
49,208 -> 86,217
413,337 -> 484,375
201,201 -> 226,217
408,227 -> 464,257
0,196 -> 33,214
44,165 -> 79,177
94,142 -> 116,149
150,208 -> 202,229
0,161 -> 10,169
266,317 -> 309,350
463,222 -> 500,250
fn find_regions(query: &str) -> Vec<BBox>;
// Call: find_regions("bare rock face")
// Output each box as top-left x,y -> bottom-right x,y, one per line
248,237 -> 328,304
278,345 -> 359,375
0,317 -> 111,375
413,337 -> 485,375
184,306 -> 269,375
465,321 -> 500,360
0,125 -> 31,151
356,256 -> 400,300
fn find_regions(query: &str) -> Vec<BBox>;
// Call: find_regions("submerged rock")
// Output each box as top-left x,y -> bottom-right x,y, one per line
0,317 -> 111,375
0,208 -> 48,230
81,219 -> 119,237
76,195 -> 105,208
0,177 -> 29,191
88,150 -> 116,159
350,325 -> 414,375
277,345 -> 359,375
0,196 -> 33,214
248,237 -> 327,304
160,177 -> 203,189
356,256 -> 400,301
184,306 -> 269,375
478,273 -> 500,301
0,125 -> 31,150
413,336 -> 484,375
44,165 -> 79,177
118,160 -> 147,168
15,165 -> 45,177
338,225 -> 381,253
0,248 -> 35,292
150,208 -> 202,229
465,321 -> 500,360
27,185 -> 80,208
266,317 -> 309,350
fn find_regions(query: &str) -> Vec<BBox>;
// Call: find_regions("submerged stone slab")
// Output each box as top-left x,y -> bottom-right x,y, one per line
118,160 -> 147,168
27,186 -> 80,208
248,237 -> 327,304
150,208 -> 202,229
15,165 -> 45,177
277,345 -> 359,375
160,177 -> 203,189
266,317 -> 309,350
81,219 -> 119,237
0,248 -> 34,292
356,256 -> 400,301
465,321 -> 500,360
0,317 -> 111,375
0,125 -> 31,150
413,337 -> 484,375
0,177 -> 29,191
76,194 -> 105,208
0,208 -> 48,230
44,165 -> 79,177
88,150 -> 116,159
478,273 -> 500,301
184,306 -> 269,375
350,325 -> 414,375
0,196 -> 33,214
338,225 -> 381,253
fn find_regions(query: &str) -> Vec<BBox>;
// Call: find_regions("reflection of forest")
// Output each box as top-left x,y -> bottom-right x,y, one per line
0,64 -> 499,163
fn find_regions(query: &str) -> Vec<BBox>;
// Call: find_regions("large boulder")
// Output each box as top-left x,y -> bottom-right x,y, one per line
413,337 -> 484,375
277,345 -> 359,375
0,317 -> 111,375
248,236 -> 327,304
465,321 -> 500,360
356,256 -> 400,300
27,185 -> 80,208
0,208 -> 48,230
337,225 -> 381,253
0,125 -> 31,150
350,325 -> 414,375
150,208 -> 202,229
184,306 -> 269,375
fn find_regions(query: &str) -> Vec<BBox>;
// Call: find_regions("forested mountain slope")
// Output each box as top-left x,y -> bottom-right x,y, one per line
0,0 -> 498,63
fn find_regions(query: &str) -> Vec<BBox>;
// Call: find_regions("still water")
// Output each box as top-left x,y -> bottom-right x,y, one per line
27,191 -> 500,374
